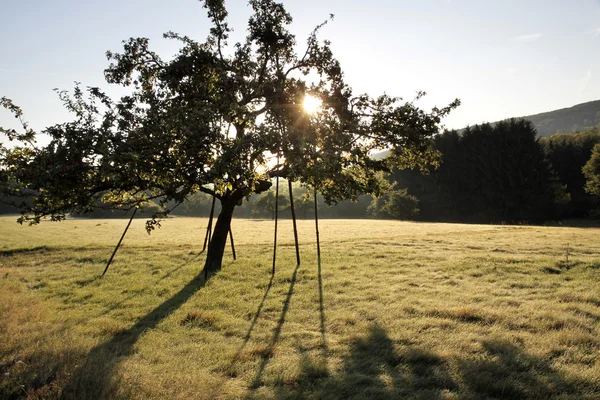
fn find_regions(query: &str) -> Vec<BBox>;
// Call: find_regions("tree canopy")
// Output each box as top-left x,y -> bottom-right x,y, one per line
583,143 -> 600,196
541,129 -> 600,217
368,187 -> 419,220
1,0 -> 458,271
391,119 -> 569,223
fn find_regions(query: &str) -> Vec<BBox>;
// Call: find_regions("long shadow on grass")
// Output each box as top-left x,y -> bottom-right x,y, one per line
0,245 -> 53,257
457,338 -> 585,399
71,251 -> 205,322
277,324 -> 590,399
317,255 -> 327,355
250,262 -> 301,388
316,323 -> 457,399
274,323 -> 456,399
63,269 -> 210,399
230,273 -> 275,365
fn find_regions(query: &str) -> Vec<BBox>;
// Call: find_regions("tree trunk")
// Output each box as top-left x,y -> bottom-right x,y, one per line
203,180 -> 272,276
204,196 -> 236,274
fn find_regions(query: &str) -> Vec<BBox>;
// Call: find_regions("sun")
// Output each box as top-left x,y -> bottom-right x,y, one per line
303,94 -> 322,114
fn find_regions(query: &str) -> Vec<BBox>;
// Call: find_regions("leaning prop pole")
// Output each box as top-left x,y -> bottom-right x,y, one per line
314,188 -> 321,265
229,228 -> 237,260
289,180 -> 300,266
202,195 -> 217,252
203,194 -> 217,280
272,164 -> 280,275
101,207 -> 138,277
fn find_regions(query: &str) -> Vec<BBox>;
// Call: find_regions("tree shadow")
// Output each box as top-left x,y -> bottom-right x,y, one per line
458,338 -> 582,399
72,251 -> 206,322
229,273 -> 275,364
303,323 -> 455,399
240,252 -> 328,395
317,255 -> 327,355
281,324 -> 590,399
250,262 -> 301,389
0,245 -> 52,257
62,269 -> 210,399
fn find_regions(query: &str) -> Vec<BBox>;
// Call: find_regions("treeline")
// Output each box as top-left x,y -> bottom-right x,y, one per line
541,130 -> 600,217
172,184 -> 372,220
229,119 -> 599,223
392,120 -> 600,223
223,119 -> 599,223
1,119 -> 598,223
0,181 -> 370,220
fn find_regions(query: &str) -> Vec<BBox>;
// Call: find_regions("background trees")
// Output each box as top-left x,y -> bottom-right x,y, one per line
368,187 -> 419,219
583,143 -> 600,196
541,130 -> 600,217
252,190 -> 289,219
392,119 -> 568,223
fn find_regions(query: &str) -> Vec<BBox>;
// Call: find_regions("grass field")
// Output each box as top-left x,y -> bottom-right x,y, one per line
1,215 -> 600,399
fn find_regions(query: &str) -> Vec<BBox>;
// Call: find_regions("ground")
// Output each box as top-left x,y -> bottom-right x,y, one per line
0,216 -> 599,399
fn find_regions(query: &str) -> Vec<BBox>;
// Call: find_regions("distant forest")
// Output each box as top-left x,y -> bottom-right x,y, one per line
232,119 -> 599,224
169,119 -> 599,224
2,109 -> 600,224
394,121 -> 600,223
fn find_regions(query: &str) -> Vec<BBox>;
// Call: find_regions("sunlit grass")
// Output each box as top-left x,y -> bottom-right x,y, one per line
1,216 -> 599,399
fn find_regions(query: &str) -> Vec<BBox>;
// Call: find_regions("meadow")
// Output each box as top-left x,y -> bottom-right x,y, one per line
1,215 -> 599,399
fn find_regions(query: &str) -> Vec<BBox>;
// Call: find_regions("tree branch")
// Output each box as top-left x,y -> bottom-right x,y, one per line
198,185 -> 219,199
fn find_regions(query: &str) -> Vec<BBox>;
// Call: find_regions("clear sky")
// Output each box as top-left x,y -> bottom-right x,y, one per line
1,0 -> 599,134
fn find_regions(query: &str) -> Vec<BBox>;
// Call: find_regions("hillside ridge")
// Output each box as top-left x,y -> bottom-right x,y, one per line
479,99 -> 600,137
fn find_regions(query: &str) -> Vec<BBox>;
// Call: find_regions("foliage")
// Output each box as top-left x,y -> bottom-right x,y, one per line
0,0 -> 457,221
71,199 -> 162,219
583,143 -> 600,196
251,189 -> 289,219
178,192 -> 217,217
368,187 -> 419,219
393,119 -> 568,223
540,129 -> 600,217
292,192 -> 315,219
1,0 -> 458,270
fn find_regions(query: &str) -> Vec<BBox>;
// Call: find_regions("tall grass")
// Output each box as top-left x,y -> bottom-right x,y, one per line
1,216 -> 599,399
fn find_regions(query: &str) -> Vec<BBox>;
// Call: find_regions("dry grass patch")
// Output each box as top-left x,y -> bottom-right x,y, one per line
181,310 -> 220,329
0,216 -> 599,399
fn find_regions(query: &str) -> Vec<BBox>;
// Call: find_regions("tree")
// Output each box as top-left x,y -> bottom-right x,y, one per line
252,189 -> 289,219
368,188 -> 419,219
294,193 -> 315,219
458,119 -> 560,221
392,119 -> 569,223
583,143 -> 600,196
540,129 -> 600,217
0,0 -> 458,274
178,192 -> 217,217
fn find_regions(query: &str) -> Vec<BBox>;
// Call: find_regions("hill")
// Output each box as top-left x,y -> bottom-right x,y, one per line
463,100 -> 600,137
522,100 -> 600,137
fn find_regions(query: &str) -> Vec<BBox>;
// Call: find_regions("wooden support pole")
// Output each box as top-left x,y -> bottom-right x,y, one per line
229,228 -> 237,260
202,195 -> 216,252
102,207 -> 137,277
314,188 -> 321,264
289,180 -> 300,266
204,195 -> 217,281
272,173 -> 280,275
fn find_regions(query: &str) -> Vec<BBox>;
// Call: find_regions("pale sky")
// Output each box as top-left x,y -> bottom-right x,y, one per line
1,0 -> 599,134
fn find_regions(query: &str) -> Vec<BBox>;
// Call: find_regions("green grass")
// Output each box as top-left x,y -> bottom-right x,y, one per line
1,216 -> 600,399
